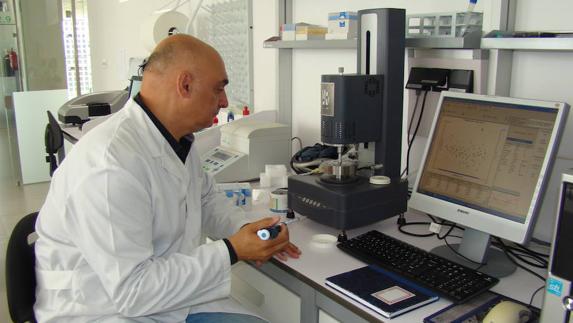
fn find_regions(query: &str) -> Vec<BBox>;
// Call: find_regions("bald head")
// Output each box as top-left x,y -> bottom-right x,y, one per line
144,34 -> 221,76
139,34 -> 229,139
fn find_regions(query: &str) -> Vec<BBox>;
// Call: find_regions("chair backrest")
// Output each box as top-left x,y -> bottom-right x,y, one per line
6,212 -> 38,323
45,111 -> 63,176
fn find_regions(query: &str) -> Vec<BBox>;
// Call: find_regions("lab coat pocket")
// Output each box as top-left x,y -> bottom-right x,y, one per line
72,269 -> 116,315
71,269 -> 86,304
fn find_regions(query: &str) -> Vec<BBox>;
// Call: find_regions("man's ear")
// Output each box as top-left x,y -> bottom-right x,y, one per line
177,72 -> 193,97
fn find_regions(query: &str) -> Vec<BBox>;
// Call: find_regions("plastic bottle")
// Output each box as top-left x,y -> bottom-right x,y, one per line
460,0 -> 477,36
242,106 -> 250,116
227,110 -> 234,122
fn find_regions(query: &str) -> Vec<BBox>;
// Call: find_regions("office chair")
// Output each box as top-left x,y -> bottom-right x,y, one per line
5,212 -> 38,323
45,111 -> 64,176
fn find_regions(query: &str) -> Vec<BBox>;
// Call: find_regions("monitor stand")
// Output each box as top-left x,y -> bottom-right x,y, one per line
430,227 -> 517,278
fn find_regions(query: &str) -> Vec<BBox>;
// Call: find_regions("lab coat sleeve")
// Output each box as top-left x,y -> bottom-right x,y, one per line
64,167 -> 232,317
200,172 -> 250,239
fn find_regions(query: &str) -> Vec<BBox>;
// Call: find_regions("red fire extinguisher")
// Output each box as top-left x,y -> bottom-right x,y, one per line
3,49 -> 13,76
9,48 -> 18,71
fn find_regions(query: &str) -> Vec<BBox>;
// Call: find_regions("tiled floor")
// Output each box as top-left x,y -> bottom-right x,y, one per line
0,128 -> 50,321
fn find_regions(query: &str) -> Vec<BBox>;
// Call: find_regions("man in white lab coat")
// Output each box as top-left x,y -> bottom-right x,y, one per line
34,34 -> 300,322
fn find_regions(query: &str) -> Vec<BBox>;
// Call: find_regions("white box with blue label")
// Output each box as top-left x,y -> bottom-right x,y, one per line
328,11 -> 357,36
281,23 -> 296,41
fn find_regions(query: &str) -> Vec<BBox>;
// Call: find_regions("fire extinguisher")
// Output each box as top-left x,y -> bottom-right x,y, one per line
3,50 -> 13,76
9,48 -> 18,71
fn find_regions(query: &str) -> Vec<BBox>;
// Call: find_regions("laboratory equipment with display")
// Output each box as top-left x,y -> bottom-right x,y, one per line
58,90 -> 129,125
201,119 -> 291,183
288,8 -> 409,240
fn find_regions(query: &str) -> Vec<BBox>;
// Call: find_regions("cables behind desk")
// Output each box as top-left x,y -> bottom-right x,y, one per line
396,213 -> 550,276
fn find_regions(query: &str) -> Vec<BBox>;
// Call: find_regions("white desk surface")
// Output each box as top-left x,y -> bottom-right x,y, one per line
255,210 -> 547,322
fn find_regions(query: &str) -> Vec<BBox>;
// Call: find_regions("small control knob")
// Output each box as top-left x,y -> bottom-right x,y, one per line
337,230 -> 348,242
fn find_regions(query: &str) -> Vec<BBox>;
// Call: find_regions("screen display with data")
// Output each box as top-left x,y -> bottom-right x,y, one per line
212,151 -> 231,161
417,97 -> 558,223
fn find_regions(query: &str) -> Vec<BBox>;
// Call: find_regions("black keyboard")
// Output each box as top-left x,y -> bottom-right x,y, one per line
338,230 -> 499,303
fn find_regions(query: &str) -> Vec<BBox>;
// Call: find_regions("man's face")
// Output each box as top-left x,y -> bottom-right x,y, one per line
187,55 -> 229,132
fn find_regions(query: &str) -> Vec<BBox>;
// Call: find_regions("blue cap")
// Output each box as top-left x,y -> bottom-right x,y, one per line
257,229 -> 271,240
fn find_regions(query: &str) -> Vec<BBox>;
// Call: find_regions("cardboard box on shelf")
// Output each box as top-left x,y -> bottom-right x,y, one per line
295,24 -> 327,40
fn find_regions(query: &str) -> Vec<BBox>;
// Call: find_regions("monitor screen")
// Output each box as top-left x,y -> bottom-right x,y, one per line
128,75 -> 142,98
417,96 -> 557,223
410,92 -> 568,246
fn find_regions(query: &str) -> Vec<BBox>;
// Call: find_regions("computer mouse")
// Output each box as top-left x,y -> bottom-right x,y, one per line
482,300 -> 532,323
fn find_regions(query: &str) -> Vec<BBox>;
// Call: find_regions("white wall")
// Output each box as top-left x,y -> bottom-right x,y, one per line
87,0 -> 169,92
251,0 -> 277,111
87,0 -> 277,114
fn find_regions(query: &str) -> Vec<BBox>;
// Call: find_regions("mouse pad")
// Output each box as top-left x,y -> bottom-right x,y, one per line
424,291 -> 540,323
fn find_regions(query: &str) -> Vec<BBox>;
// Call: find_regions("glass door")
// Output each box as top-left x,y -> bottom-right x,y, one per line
0,0 -> 22,184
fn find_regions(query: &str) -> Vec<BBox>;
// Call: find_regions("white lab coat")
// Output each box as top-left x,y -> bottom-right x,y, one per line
34,99 -> 251,322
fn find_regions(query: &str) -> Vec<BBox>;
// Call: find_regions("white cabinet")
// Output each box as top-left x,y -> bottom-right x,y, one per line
13,90 -> 69,184
318,309 -> 340,323
231,262 -> 301,323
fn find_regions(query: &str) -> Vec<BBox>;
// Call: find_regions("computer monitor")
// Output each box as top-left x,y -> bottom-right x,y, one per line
128,75 -> 142,98
409,91 -> 569,277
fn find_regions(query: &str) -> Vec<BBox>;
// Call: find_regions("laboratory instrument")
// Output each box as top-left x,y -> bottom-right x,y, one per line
58,90 -> 129,124
288,8 -> 409,238
409,91 -> 569,277
201,120 -> 291,183
540,171 -> 573,323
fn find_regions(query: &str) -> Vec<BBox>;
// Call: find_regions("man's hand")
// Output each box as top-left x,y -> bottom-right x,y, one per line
273,242 -> 301,263
228,216 -> 301,265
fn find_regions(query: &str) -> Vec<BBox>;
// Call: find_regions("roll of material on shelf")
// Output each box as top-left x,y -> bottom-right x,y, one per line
269,188 -> 288,213
140,11 -> 189,51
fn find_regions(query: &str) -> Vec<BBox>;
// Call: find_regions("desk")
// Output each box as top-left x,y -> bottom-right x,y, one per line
237,211 -> 547,322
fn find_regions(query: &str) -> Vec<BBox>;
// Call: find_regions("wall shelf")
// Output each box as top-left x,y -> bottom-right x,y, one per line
263,39 -> 357,49
405,31 -> 482,49
481,37 -> 573,51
